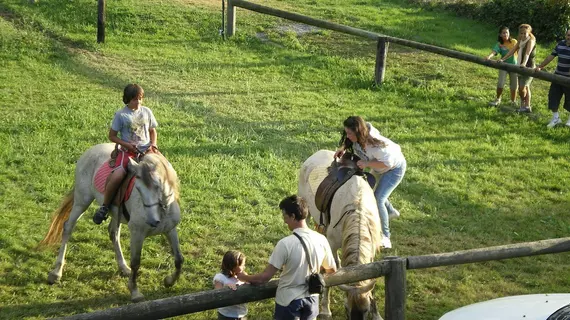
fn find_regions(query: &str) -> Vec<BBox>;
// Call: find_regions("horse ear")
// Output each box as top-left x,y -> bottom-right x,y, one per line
128,158 -> 140,175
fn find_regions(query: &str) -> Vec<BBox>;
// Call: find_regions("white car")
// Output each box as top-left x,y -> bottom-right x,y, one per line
439,294 -> 570,320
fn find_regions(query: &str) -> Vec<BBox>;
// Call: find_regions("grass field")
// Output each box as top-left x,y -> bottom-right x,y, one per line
1,0 -> 570,319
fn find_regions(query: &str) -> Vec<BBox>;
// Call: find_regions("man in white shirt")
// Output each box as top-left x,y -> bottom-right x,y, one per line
237,195 -> 337,320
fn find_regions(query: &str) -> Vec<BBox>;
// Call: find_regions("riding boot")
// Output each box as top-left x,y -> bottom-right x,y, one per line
93,205 -> 109,225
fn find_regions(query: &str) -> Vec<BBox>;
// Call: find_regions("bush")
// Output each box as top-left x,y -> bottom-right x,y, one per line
408,0 -> 570,42
480,0 -> 570,42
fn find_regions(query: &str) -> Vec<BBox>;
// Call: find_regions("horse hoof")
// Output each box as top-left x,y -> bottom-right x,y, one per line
131,293 -> 145,303
47,272 -> 61,284
164,275 -> 175,287
120,268 -> 132,277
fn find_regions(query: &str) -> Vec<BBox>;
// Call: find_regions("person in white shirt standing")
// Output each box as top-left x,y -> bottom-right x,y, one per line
237,195 -> 337,320
335,116 -> 406,249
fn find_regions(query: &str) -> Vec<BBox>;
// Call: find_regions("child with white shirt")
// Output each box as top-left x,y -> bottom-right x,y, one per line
213,250 -> 248,320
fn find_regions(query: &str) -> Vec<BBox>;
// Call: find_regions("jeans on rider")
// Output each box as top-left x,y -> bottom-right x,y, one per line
375,159 -> 407,239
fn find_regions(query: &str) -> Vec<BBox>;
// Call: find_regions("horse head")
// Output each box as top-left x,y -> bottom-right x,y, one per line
339,279 -> 376,319
335,186 -> 381,319
128,153 -> 179,228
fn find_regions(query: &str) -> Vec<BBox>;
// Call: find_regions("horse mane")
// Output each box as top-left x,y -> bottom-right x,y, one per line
341,187 -> 381,269
139,153 -> 180,201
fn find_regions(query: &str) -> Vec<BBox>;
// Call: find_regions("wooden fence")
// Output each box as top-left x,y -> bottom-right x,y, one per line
58,237 -> 570,320
55,4 -> 570,319
226,0 -> 570,87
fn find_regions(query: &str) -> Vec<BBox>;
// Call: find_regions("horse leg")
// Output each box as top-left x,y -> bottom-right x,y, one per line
128,232 -> 145,302
163,227 -> 184,287
320,250 -> 339,319
107,218 -> 130,277
48,200 -> 91,284
369,295 -> 383,320
319,286 -> 333,319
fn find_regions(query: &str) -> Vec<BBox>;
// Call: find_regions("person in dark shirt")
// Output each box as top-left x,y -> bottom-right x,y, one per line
537,29 -> 570,128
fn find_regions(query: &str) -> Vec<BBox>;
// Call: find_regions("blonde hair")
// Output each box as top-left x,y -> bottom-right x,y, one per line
518,24 -> 536,41
139,153 -> 180,201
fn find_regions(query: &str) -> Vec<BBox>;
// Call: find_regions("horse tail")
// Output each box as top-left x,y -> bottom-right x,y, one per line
38,189 -> 74,247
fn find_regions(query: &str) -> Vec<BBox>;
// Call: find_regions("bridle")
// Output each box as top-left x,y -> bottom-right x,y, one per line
136,185 -> 174,211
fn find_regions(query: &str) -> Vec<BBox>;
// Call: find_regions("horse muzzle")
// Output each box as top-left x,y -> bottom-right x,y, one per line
146,218 -> 160,228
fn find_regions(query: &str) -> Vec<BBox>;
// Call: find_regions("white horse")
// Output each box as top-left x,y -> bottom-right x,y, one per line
299,150 -> 383,320
39,143 -> 183,302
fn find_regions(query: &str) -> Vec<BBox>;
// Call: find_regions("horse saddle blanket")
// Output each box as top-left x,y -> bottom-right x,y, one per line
93,161 -> 136,205
315,163 -> 376,227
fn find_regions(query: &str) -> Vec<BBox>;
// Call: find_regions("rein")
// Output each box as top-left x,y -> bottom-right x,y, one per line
332,210 -> 352,229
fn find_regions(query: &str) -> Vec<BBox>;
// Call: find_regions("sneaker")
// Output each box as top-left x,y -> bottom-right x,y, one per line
510,101 -> 518,107
565,117 -> 570,127
547,117 -> 562,128
488,99 -> 501,106
93,206 -> 109,225
381,236 -> 392,249
517,106 -> 532,113
388,209 -> 400,220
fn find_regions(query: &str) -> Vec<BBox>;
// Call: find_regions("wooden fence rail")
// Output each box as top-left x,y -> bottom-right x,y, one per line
58,237 -> 570,320
227,0 -> 570,87
408,237 -> 570,270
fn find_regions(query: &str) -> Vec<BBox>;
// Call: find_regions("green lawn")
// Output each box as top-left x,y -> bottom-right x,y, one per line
1,0 -> 570,319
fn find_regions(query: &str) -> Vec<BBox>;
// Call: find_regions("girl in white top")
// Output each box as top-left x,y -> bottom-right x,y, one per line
500,24 -> 537,113
335,116 -> 406,249
213,251 -> 248,320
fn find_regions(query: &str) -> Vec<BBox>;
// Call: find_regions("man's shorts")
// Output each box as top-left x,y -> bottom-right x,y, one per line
274,296 -> 319,320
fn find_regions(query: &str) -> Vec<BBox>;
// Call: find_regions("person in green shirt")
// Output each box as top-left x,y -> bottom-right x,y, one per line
485,26 -> 518,107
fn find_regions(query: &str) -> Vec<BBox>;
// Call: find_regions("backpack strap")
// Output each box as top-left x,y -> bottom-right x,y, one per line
293,232 -> 316,273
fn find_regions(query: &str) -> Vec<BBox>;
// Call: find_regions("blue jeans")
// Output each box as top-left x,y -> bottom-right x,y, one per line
274,296 -> 319,320
375,159 -> 406,238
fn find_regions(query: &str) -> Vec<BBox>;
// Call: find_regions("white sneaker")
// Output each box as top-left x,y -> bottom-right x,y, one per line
488,99 -> 501,106
547,117 -> 562,128
381,236 -> 392,249
565,117 -> 570,127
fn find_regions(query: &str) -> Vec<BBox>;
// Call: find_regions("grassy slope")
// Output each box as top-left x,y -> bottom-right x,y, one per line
1,0 -> 570,319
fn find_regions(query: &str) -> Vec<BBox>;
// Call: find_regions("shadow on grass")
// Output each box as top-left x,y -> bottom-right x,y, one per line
4,4 -> 570,320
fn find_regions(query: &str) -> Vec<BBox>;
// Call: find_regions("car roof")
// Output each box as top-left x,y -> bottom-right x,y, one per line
439,294 -> 570,320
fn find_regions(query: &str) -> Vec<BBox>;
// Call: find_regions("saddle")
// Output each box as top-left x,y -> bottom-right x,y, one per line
93,162 -> 136,221
93,144 -> 162,222
314,153 -> 376,232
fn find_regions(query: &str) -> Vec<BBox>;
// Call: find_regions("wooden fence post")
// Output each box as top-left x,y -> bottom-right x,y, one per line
375,37 -> 388,85
385,256 -> 406,320
226,0 -> 236,37
97,0 -> 106,43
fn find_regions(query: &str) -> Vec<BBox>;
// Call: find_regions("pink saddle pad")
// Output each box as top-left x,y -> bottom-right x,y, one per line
94,162 -> 113,194
93,162 -> 135,201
